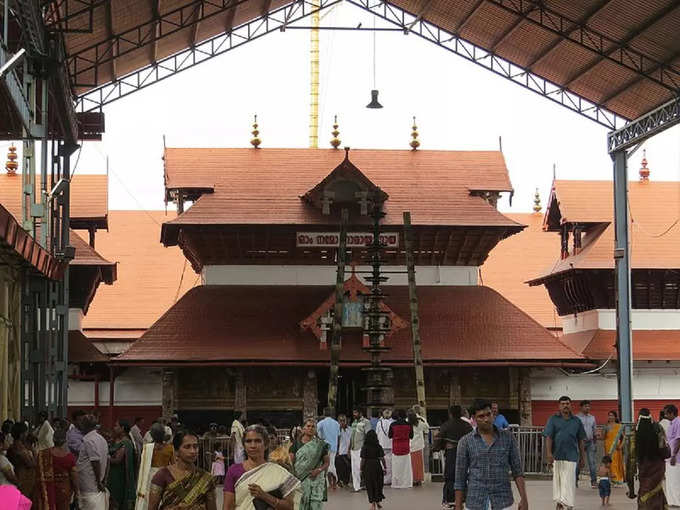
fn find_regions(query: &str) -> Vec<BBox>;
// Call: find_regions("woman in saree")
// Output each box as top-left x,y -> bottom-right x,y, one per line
223,424 -> 301,510
136,422 -> 175,510
148,430 -> 216,510
109,419 -> 137,510
7,422 -> 37,500
634,408 -> 670,509
290,419 -> 330,510
604,410 -> 625,483
34,429 -> 78,510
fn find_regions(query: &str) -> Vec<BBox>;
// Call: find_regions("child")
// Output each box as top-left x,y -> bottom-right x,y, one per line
211,449 -> 225,484
598,455 -> 612,506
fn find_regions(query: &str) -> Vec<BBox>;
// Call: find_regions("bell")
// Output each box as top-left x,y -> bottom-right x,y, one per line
366,89 -> 383,109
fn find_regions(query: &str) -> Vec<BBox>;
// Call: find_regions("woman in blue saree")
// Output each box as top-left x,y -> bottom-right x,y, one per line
290,419 -> 330,510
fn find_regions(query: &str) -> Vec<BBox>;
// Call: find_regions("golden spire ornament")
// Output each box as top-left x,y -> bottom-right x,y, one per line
330,115 -> 341,149
5,145 -> 18,176
409,116 -> 420,150
250,115 -> 261,148
533,187 -> 542,213
639,149 -> 650,182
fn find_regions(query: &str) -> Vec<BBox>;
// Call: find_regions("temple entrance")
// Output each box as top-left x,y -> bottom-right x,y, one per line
317,367 -> 364,417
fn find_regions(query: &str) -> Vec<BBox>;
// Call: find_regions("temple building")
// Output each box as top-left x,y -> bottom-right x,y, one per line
97,146 -> 587,428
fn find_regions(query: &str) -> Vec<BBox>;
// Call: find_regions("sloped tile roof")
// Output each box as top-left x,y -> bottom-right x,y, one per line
115,284 -> 581,364
68,330 -> 109,363
70,230 -> 116,279
82,210 -> 197,331
482,212 -> 560,328
162,148 -> 520,231
559,329 -> 680,361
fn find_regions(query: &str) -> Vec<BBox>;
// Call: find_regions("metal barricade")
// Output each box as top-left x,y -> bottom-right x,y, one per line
198,436 -> 232,471
509,425 -> 550,475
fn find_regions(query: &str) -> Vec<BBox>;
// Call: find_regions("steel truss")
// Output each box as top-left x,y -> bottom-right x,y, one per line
607,95 -> 680,153
76,0 -> 340,112
345,0 -> 626,129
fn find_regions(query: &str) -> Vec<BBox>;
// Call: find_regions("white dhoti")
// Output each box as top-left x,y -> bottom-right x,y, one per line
234,443 -> 245,464
351,449 -> 362,491
553,460 -> 577,509
391,453 -> 413,489
665,461 -> 680,506
135,443 -> 160,510
327,451 -> 337,480
383,449 -> 392,485
79,489 -> 109,510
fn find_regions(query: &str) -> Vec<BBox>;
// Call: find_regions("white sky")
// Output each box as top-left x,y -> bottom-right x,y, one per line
4,3 -> 680,213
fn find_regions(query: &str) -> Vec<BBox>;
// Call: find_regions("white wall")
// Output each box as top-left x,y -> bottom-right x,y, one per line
69,308 -> 84,331
202,264 -> 478,286
531,364 -> 680,401
68,367 -> 162,406
561,309 -> 680,334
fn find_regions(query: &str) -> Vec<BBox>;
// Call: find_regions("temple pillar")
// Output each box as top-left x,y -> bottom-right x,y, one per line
508,367 -> 520,410
448,370 -> 462,406
234,369 -> 247,419
161,368 -> 177,419
519,368 -> 532,426
303,369 -> 318,420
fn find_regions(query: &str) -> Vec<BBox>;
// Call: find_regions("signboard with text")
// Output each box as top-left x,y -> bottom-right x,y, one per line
296,232 -> 399,248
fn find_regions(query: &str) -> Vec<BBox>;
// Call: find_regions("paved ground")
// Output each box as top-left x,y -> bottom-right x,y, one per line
215,479 -> 638,509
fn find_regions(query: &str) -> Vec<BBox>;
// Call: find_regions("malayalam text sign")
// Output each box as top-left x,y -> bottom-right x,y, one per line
296,232 -> 399,248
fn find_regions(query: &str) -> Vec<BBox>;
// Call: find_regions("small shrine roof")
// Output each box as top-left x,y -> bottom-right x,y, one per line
483,212 -> 560,329
559,329 -> 680,361
161,148 -> 520,244
114,284 -> 582,365
68,330 -> 109,363
530,179 -> 680,283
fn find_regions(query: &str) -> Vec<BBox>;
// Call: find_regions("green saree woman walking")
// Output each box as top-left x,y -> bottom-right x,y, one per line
290,419 -> 330,510
109,419 -> 137,510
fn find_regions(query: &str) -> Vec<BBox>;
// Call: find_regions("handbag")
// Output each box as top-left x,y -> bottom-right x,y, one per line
253,488 -> 284,510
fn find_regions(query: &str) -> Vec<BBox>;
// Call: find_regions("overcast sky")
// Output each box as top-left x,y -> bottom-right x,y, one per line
4,3 -> 680,214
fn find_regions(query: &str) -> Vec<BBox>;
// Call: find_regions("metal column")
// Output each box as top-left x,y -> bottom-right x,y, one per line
612,150 -> 633,423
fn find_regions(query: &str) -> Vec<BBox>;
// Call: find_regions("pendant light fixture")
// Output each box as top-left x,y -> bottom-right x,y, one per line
366,15 -> 383,109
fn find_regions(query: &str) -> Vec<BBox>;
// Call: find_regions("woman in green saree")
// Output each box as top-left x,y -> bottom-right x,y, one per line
149,430 -> 216,510
290,419 -> 330,510
109,419 -> 137,510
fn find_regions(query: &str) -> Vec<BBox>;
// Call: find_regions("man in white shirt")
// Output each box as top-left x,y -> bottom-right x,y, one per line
350,407 -> 371,491
35,411 -> 54,451
231,412 -> 246,464
376,408 -> 394,485
336,414 -> 352,488
76,414 -> 109,510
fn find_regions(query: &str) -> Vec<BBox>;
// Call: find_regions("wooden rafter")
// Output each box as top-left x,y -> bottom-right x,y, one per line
441,229 -> 454,265
190,1 -> 203,46
225,0 -> 237,33
105,0 -> 117,80
260,0 -> 272,16
430,228 -> 440,265
150,0 -> 162,62
490,5 -> 537,52
454,0 -> 485,34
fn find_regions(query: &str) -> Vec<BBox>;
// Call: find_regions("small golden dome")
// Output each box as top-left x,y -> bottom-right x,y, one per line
330,115 -> 341,149
5,145 -> 18,176
250,114 -> 261,148
409,116 -> 420,150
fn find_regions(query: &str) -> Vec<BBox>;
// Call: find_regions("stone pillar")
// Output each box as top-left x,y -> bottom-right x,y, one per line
161,368 -> 177,419
508,367 -> 520,410
518,368 -> 532,426
234,369 -> 247,419
303,369 -> 318,420
448,370 -> 462,406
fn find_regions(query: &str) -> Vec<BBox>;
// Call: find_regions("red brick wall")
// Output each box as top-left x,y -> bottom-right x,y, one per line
67,406 -> 162,432
532,400 -> 672,427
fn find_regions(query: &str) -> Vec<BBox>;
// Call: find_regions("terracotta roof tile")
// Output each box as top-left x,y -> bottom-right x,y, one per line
162,148 -> 520,229
70,230 -> 116,276
0,173 -> 108,226
82,210 -> 197,331
559,329 -> 680,360
115,284 -> 581,363
483,212 -> 560,328
68,330 -> 108,363
532,180 -> 680,281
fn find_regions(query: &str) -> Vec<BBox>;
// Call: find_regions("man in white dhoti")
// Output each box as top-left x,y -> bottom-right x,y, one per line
35,411 -> 54,451
543,396 -> 586,510
665,405 -> 680,506
350,407 -> 371,492
231,412 -> 246,464
376,408 -> 394,485
77,414 -> 110,510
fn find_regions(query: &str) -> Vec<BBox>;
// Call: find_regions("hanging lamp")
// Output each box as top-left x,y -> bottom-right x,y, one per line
366,16 -> 383,109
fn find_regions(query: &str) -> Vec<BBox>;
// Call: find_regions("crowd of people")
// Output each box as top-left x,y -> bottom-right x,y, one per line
542,396 -> 678,510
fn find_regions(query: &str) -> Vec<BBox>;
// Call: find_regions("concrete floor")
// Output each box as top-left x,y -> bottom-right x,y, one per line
215,480 -> 638,509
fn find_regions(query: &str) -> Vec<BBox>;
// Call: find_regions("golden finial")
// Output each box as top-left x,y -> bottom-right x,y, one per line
330,115 -> 341,149
409,116 -> 420,151
533,187 -> 542,213
5,145 -> 18,176
250,115 -> 261,148
639,149 -> 650,182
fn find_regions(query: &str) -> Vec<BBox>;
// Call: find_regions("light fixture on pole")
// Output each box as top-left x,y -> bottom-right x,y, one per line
366,16 -> 383,109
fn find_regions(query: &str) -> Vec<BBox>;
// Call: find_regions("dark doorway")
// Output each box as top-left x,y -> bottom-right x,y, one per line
317,367 -> 364,417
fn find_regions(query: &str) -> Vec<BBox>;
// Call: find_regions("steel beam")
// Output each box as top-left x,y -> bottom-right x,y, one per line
612,149 -> 633,424
487,0 -> 680,92
346,0 -> 626,129
607,95 -> 680,153
76,0 -> 339,112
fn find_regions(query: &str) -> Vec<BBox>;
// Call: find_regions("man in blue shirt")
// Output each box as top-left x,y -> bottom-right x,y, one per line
317,407 -> 340,490
455,399 -> 528,510
543,396 -> 586,510
491,402 -> 509,429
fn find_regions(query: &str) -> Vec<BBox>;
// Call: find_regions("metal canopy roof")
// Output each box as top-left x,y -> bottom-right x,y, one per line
49,0 -> 680,127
